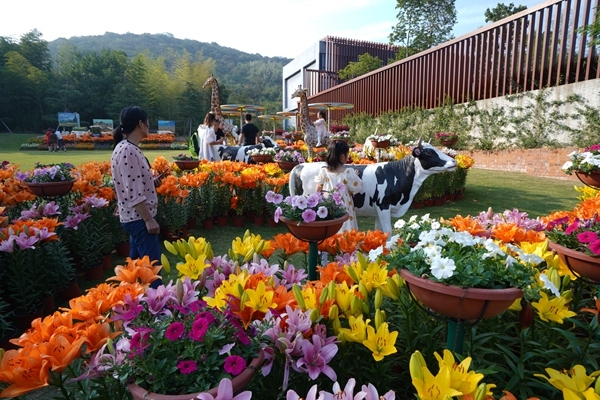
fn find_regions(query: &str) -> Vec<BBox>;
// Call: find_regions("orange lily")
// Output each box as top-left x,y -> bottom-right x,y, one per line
0,345 -> 51,397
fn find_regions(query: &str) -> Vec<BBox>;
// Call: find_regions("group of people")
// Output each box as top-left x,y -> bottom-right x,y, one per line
45,128 -> 66,152
109,105 -> 363,288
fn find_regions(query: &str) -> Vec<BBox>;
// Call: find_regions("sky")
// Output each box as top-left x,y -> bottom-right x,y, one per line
2,0 -> 544,59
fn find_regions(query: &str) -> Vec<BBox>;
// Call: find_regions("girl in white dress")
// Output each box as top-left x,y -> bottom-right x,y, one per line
314,140 -> 363,233
198,113 -> 225,161
314,111 -> 328,147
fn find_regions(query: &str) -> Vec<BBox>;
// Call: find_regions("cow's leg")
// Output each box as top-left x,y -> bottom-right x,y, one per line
375,208 -> 392,234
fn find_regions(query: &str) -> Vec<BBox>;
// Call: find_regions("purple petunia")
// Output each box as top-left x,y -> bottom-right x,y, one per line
302,209 -> 317,223
165,322 -> 186,341
223,355 -> 246,375
177,360 -> 198,374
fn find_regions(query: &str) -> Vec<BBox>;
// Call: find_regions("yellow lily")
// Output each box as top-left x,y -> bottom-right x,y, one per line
337,315 -> 370,343
244,281 -> 277,313
412,364 -> 464,400
335,281 -> 357,317
230,230 -> 265,263
203,272 -> 249,309
176,253 -> 208,280
362,322 -> 398,361
535,365 -> 600,397
434,349 -> 484,396
358,259 -> 389,292
532,291 -> 577,324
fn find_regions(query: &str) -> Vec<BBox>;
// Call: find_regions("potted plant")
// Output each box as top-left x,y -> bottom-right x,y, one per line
76,278 -> 266,398
367,133 -> 395,148
545,212 -> 600,282
315,149 -> 328,161
330,130 -> 350,142
386,223 -> 545,320
156,175 -> 190,239
435,132 -> 459,148
274,148 -> 305,171
265,187 -> 349,241
20,162 -> 75,197
247,147 -> 276,163
561,144 -> 600,188
172,154 -> 200,171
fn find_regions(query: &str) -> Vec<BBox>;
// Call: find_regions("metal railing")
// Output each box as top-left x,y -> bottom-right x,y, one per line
307,0 -> 599,120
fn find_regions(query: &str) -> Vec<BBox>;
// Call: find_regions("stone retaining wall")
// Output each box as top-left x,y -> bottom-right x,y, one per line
463,148 -> 580,181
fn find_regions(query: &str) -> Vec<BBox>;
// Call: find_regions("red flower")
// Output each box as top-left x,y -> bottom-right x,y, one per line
223,355 -> 246,375
177,360 -> 198,374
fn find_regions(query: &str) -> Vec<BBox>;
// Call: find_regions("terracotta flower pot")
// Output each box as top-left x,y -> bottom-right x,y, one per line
84,263 -> 104,281
232,216 -> 244,227
216,216 -> 228,227
411,201 -> 424,209
440,138 -> 459,147
186,218 -> 197,229
277,161 -> 299,171
101,253 -> 112,271
267,218 -> 278,227
174,160 -> 200,171
57,279 -> 82,300
279,214 -> 349,242
201,218 -> 214,230
127,349 -> 264,400
24,181 -> 74,197
114,241 -> 131,257
548,240 -> 600,282
251,155 -> 272,163
400,269 -> 523,321
574,170 -> 600,189
254,215 -> 265,226
371,140 -> 390,148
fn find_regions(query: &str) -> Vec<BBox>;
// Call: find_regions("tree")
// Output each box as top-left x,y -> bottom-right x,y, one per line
389,0 -> 457,60
484,3 -> 527,23
338,53 -> 382,81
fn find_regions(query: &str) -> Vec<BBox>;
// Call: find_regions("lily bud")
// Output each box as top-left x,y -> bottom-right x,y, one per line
561,289 -> 573,302
346,267 -> 359,283
332,317 -> 342,335
319,287 -> 329,305
409,350 -> 426,381
474,382 -> 488,400
176,279 -> 184,304
205,242 -> 213,260
240,291 -> 249,311
164,240 -> 178,255
309,308 -> 320,323
595,375 -> 600,394
328,304 -> 339,320
386,277 -> 400,299
106,338 -> 115,354
292,284 -> 307,310
252,252 -> 260,265
328,281 -> 336,300
358,282 -> 369,299
519,299 -> 534,329
351,296 -> 361,316
375,309 -> 383,329
361,299 -> 370,315
547,268 -> 561,291
374,288 -> 383,310
160,254 -> 171,275
562,274 -> 571,289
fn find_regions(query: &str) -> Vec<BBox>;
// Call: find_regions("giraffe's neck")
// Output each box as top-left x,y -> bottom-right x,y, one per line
299,93 -> 311,130
211,82 -> 223,118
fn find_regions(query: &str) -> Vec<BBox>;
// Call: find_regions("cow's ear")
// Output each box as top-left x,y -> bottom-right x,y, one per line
413,147 -> 421,157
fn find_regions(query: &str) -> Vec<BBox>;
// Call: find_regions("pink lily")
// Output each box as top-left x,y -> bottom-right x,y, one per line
196,378 -> 252,400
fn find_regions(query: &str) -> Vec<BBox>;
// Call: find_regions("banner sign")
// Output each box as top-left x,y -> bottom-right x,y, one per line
57,112 -> 80,127
158,120 -> 175,132
93,119 -> 114,131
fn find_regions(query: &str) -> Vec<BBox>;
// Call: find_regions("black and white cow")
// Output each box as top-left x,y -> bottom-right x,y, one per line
289,140 -> 457,233
217,137 -> 277,163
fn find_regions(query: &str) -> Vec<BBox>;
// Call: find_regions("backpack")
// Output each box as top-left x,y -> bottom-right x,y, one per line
189,132 -> 199,157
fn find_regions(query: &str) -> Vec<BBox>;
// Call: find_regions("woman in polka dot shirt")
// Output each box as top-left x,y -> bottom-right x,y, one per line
110,106 -> 163,288
315,140 -> 363,233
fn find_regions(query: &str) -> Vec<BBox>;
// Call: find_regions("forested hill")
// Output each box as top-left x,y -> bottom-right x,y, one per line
48,32 -> 291,78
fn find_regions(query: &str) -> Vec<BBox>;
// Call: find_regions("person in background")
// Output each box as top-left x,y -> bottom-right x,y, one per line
49,129 -> 58,152
110,106 -> 163,289
55,129 -> 66,152
314,111 -> 328,147
238,113 -> 258,146
198,112 -> 225,161
315,140 -> 363,233
45,128 -> 52,152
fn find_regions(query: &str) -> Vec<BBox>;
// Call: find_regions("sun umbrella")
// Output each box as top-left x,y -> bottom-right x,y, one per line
221,104 -> 265,129
307,102 -> 354,131
258,114 -> 288,133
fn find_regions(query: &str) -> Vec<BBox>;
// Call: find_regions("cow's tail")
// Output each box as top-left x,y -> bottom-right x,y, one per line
289,167 -> 297,197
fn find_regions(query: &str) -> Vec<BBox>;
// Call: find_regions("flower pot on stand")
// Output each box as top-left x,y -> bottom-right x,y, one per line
371,140 -> 390,149
174,160 -> 200,171
574,170 -> 600,189
440,138 -> 458,148
548,240 -> 600,283
400,269 -> 523,321
127,349 -> 265,400
251,155 -> 272,163
277,161 -> 299,171
279,214 -> 349,242
24,181 -> 74,197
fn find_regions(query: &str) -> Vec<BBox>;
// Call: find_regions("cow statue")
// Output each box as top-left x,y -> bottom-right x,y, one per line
217,137 -> 278,163
289,139 -> 457,234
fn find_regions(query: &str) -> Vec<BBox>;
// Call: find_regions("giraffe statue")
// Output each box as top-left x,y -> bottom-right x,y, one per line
203,74 -> 238,144
291,85 -> 330,159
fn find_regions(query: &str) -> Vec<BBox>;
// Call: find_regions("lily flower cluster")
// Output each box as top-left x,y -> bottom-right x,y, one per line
19,162 -> 75,183
266,185 -> 347,224
561,144 -> 600,174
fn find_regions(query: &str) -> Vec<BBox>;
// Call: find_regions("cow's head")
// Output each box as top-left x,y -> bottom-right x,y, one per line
260,136 -> 277,148
412,137 -> 457,173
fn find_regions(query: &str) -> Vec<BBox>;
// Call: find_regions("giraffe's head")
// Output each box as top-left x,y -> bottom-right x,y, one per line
203,74 -> 216,89
291,85 -> 307,99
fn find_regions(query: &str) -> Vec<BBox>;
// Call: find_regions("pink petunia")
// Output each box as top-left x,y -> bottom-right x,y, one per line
589,239 -> 600,255
578,231 -> 599,243
190,317 -> 209,341
177,360 -> 198,374
165,321 -> 185,341
223,355 -> 246,375
565,221 -> 579,235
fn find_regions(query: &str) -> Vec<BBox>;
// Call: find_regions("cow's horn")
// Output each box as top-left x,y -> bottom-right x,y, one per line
416,136 -> 423,148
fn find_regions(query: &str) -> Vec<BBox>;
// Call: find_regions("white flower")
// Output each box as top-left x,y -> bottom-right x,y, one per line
422,244 -> 442,259
369,246 -> 384,262
394,219 -> 406,229
421,213 -> 431,222
539,273 -> 561,297
430,221 -> 441,230
409,222 -> 420,230
429,256 -> 456,279
408,215 -> 418,223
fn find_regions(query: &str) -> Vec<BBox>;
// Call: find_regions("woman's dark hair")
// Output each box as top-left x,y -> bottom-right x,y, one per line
326,140 -> 349,170
113,106 -> 148,145
204,112 -> 217,126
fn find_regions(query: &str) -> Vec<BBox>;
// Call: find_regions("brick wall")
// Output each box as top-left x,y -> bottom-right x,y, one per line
462,148 -> 580,181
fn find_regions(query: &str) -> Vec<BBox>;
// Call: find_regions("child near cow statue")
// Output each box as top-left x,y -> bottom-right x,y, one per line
315,140 -> 363,233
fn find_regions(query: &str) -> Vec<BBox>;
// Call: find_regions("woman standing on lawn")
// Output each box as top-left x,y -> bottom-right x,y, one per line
110,106 -> 162,288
